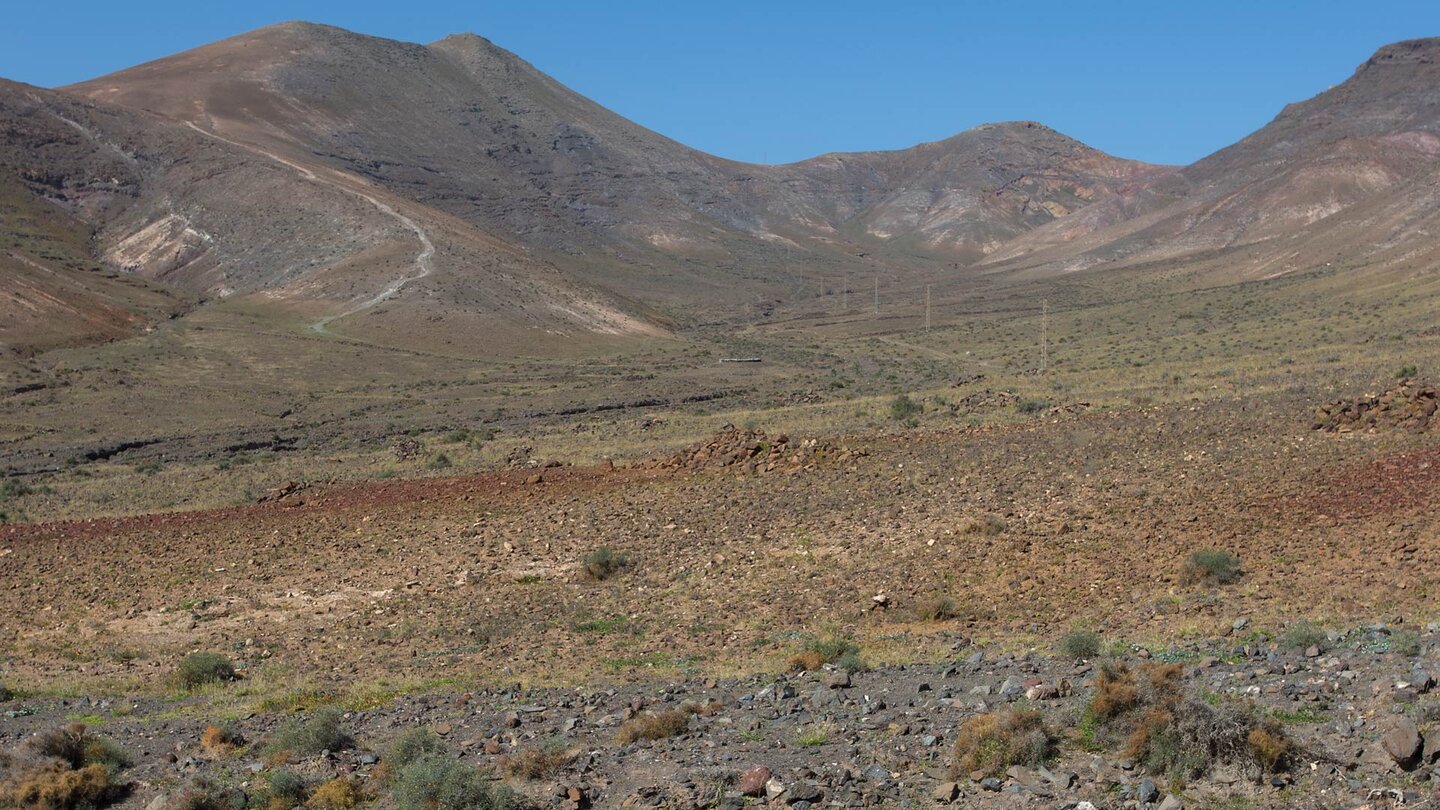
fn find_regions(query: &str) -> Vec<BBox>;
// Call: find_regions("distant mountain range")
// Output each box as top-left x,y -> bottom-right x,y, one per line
4,23 -> 1440,354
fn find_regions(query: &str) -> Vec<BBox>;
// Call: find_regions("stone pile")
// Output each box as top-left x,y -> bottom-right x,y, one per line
1313,379 -> 1439,433
644,426 -> 863,476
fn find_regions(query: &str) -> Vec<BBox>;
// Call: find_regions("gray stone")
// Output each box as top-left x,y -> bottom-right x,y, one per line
979,777 -> 1002,792
1158,796 -> 1183,810
1137,778 -> 1159,803
1382,717 -> 1423,769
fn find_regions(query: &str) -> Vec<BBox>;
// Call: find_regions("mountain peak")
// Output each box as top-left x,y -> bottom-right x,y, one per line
1361,37 -> 1440,71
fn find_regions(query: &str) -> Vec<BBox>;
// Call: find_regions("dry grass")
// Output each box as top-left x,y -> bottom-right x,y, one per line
0,723 -> 129,809
950,709 -> 1055,778
200,724 -> 244,756
500,739 -> 573,780
616,709 -> 691,744
306,777 -> 366,809
915,595 -> 960,621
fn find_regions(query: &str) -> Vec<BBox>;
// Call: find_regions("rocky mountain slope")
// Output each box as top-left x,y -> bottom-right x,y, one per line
65,23 -> 1163,308
984,38 -> 1440,283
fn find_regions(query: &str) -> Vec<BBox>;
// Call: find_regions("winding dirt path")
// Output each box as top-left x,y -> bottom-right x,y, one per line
184,122 -> 434,333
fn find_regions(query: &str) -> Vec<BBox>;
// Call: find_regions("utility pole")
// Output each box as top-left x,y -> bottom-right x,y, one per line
925,285 -> 932,333
1041,299 -> 1049,374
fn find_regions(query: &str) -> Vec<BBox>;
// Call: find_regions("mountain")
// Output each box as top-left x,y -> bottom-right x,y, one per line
65,23 -> 1162,310
983,38 -> 1440,281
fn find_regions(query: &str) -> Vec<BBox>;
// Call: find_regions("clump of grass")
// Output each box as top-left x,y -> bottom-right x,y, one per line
616,709 -> 690,744
170,776 -> 237,810
264,707 -> 352,758
174,652 -> 237,690
1181,549 -> 1241,585
373,728 -> 448,786
307,777 -> 366,809
916,595 -> 959,621
796,724 -> 832,747
582,546 -> 630,580
426,453 -> 452,470
788,635 -> 863,673
1388,629 -> 1422,657
1398,364 -> 1419,379
1277,621 -> 1328,653
950,709 -> 1056,778
392,754 -> 512,810
500,738 -> 573,780
1058,630 -> 1102,660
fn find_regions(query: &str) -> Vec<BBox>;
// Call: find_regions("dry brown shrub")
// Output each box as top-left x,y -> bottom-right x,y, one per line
306,777 -> 366,809
500,740 -> 573,780
616,709 -> 690,744
200,724 -> 244,755
950,709 -> 1055,778
915,595 -> 959,621
1248,725 -> 1292,773
3,761 -> 112,809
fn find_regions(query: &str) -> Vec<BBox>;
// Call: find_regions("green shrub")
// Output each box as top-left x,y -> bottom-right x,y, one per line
381,728 -> 447,779
1398,364 -> 1419,379
392,754 -> 512,810
582,547 -> 630,580
1181,549 -> 1241,585
266,769 -> 308,806
265,708 -> 352,757
1059,630 -> 1102,659
889,394 -> 922,422
175,652 -> 237,689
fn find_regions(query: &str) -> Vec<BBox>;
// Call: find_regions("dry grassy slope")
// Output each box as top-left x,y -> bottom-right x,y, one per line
983,38 -> 1440,281
65,22 -> 1163,314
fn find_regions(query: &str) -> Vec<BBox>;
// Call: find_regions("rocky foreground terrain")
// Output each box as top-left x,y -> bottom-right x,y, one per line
2,624 -> 1438,808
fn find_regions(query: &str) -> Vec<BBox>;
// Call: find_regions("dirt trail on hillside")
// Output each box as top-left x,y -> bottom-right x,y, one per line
184,122 -> 434,333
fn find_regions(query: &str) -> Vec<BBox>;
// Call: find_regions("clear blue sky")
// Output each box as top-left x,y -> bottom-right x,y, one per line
4,1 -> 1438,166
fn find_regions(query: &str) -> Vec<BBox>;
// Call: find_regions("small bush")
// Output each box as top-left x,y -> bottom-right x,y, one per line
29,724 -> 129,774
381,728 -> 446,777
1016,398 -> 1050,414
582,546 -> 630,580
1181,549 -> 1241,585
175,652 -> 237,690
1388,629 -> 1422,657
200,724 -> 244,755
392,754 -> 512,810
306,777 -> 365,809
916,595 -> 959,621
796,724 -> 831,746
960,513 -> 1007,536
1277,621 -> 1328,653
889,394 -> 922,422
500,738 -> 572,780
169,776 -> 239,810
788,635 -> 863,672
266,770 -> 308,808
2,761 -> 114,809
616,709 -> 690,744
427,453 -> 452,470
950,710 -> 1056,778
1059,630 -> 1102,660
1398,364 -> 1419,379
265,708 -> 352,758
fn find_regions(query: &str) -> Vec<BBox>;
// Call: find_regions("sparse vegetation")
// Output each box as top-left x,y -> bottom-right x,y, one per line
796,723 -> 832,746
266,769 -> 309,808
200,724 -> 244,755
174,652 -> 237,690
1016,398 -> 1050,414
950,709 -> 1056,778
1182,549 -> 1242,585
960,513 -> 1007,536
582,546 -> 630,580
1398,363 -> 1418,379
617,709 -> 691,744
889,394 -> 922,423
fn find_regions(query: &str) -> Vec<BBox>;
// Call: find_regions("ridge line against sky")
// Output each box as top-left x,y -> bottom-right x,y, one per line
3,0 -> 1439,166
